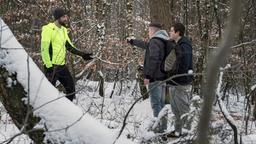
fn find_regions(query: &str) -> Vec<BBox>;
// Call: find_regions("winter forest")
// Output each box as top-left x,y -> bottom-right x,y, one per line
0,0 -> 256,144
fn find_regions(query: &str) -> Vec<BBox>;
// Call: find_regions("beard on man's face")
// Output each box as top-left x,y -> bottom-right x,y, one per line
58,19 -> 68,27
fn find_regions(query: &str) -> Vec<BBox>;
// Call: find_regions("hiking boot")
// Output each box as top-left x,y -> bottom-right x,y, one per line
166,131 -> 181,138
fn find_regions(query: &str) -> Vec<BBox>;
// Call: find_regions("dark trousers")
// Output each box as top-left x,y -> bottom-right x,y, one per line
45,65 -> 75,101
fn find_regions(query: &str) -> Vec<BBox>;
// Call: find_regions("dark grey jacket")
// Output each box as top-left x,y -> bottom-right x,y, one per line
131,30 -> 169,82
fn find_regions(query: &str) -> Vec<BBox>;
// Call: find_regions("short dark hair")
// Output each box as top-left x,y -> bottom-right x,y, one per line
149,22 -> 163,29
172,23 -> 185,36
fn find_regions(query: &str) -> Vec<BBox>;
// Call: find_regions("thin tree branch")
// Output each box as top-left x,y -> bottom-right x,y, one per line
114,73 -> 200,143
209,39 -> 256,49
216,65 -> 239,144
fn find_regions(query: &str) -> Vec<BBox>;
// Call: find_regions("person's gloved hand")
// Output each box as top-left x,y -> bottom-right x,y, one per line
82,53 -> 93,60
45,67 -> 53,73
44,66 -> 53,81
126,38 -> 134,45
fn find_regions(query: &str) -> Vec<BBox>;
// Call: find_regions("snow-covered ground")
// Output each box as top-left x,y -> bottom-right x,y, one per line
1,18 -> 256,144
1,79 -> 256,143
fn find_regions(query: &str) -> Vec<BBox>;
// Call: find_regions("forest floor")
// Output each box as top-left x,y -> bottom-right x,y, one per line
0,79 -> 256,144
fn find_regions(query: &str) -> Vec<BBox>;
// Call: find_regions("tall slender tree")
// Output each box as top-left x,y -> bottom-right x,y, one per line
149,0 -> 172,30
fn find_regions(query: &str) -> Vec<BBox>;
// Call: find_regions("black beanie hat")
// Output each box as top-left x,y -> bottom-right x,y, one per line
53,8 -> 68,20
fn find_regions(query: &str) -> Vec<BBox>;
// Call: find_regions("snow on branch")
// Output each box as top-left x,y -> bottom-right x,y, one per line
209,39 -> 256,49
216,65 -> 239,144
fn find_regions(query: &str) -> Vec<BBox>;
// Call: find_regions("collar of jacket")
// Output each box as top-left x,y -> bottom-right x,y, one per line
177,36 -> 191,45
152,30 -> 170,40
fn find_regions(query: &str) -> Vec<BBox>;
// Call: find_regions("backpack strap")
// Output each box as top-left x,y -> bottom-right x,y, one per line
151,37 -> 175,73
151,37 -> 168,57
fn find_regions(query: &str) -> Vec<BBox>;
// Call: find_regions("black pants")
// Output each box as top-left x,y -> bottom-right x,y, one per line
45,65 -> 75,101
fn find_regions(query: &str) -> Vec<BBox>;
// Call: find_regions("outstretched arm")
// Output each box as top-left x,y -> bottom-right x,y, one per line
65,34 -> 93,60
65,41 -> 84,56
128,39 -> 148,49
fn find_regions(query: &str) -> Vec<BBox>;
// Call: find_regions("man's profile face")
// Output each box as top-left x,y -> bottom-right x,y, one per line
58,15 -> 69,26
169,27 -> 179,41
148,27 -> 156,38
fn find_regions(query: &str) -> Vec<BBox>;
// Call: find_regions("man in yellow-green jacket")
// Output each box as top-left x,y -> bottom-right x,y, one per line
41,8 -> 93,101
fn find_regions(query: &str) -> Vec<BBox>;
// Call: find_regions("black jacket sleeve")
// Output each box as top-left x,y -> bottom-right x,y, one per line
131,39 -> 148,49
65,41 -> 85,56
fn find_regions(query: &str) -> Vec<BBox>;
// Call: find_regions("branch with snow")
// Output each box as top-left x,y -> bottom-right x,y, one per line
209,39 -> 256,49
216,65 -> 239,144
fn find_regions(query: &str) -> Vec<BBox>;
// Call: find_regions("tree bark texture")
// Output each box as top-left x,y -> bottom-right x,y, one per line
149,0 -> 172,30
0,67 -> 45,144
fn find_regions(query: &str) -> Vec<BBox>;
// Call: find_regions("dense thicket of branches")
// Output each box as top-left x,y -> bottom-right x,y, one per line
1,0 -> 255,86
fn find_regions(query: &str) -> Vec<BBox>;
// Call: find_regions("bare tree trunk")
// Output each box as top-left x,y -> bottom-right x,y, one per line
149,0 -> 172,30
212,0 -> 222,40
137,66 -> 149,100
126,0 -> 134,38
149,0 -> 172,102
126,0 -> 148,99
0,67 -> 45,144
201,0 -> 211,96
194,0 -> 213,95
193,0 -> 204,94
251,88 -> 256,120
94,0 -> 107,96
66,0 -> 77,82
183,0 -> 189,36
196,0 -> 242,143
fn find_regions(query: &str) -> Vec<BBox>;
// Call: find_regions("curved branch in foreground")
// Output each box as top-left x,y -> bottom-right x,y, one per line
216,67 -> 239,144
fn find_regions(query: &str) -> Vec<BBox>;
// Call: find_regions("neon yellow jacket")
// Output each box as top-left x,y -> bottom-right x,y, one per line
41,22 -> 79,68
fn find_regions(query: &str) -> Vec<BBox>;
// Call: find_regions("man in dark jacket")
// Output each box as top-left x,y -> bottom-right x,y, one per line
127,22 -> 169,133
166,23 -> 193,138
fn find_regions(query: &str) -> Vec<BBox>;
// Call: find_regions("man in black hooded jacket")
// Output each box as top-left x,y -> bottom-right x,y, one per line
166,23 -> 193,138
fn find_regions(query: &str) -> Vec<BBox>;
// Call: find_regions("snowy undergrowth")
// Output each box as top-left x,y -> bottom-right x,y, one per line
75,79 -> 202,143
75,79 -> 256,144
76,79 -> 152,142
1,79 -> 256,143
0,104 -> 32,143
